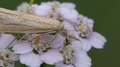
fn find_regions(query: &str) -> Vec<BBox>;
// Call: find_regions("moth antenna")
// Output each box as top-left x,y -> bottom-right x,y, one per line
24,34 -> 41,43
7,33 -> 24,48
18,33 -> 32,40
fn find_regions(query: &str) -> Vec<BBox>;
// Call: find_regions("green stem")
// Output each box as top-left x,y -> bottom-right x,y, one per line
29,0 -> 35,7
41,63 -> 46,67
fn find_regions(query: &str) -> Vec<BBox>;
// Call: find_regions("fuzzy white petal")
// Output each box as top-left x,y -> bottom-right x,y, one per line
17,2 -> 30,13
55,62 -> 74,67
63,21 -> 80,39
20,52 -> 43,67
80,39 -> 92,51
70,31 -> 91,51
59,2 -> 76,9
89,32 -> 107,49
51,34 -> 65,48
0,34 -> 15,49
79,15 -> 94,28
40,49 -> 63,65
63,21 -> 75,30
32,4 -> 52,16
72,31 -> 106,51
58,65 -> 74,67
57,8 -> 79,23
12,41 -> 33,54
74,51 -> 92,67
71,40 -> 82,50
87,18 -> 94,28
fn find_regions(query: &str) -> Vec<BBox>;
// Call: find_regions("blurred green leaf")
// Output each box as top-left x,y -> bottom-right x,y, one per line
15,61 -> 27,67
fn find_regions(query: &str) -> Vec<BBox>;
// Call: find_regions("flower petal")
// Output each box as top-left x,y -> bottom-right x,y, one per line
12,41 -> 33,54
0,34 -> 15,49
59,2 -> 76,9
40,49 -> 63,65
32,4 -> 52,16
20,52 -> 43,67
90,32 -> 107,49
74,51 -> 92,67
56,8 -> 79,23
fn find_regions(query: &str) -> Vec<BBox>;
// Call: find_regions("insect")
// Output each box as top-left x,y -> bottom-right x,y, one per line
0,7 -> 64,34
0,7 -> 79,40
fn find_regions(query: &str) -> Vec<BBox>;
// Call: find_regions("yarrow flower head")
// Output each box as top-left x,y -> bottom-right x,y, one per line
0,34 -> 19,67
12,34 -> 64,67
0,1 -> 107,67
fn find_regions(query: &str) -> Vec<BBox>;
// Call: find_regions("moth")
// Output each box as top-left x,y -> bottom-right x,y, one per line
0,7 -> 80,41
0,7 -> 64,34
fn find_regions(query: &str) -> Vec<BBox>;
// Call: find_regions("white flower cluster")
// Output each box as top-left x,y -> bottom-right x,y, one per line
0,1 -> 107,67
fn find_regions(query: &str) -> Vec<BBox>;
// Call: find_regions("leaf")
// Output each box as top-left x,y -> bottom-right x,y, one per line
14,61 -> 27,67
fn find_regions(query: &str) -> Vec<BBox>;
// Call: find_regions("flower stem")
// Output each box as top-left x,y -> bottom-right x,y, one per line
41,63 -> 46,67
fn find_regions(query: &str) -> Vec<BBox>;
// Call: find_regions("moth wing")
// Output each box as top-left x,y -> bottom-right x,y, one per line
0,24 -> 56,33
0,7 -> 64,33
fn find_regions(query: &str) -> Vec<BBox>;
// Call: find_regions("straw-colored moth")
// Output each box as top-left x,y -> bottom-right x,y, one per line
0,7 -> 79,40
0,7 -> 64,34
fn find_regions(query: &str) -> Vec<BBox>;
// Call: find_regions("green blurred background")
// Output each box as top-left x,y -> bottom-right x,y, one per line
0,0 -> 119,67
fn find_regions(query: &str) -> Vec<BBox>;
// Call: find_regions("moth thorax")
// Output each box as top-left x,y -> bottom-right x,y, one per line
61,45 -> 75,65
32,42 -> 50,54
77,23 -> 92,38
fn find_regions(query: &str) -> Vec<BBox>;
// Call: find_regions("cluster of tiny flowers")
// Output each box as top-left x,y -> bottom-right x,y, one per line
0,1 -> 107,67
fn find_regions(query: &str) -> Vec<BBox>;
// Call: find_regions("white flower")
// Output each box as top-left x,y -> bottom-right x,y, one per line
63,21 -> 75,31
14,1 -> 107,67
79,15 -> 94,28
20,52 -> 42,67
0,49 -> 19,67
31,4 -> 52,16
12,41 -> 33,54
56,7 -> 79,23
71,32 -> 107,51
12,41 -> 63,67
55,45 -> 91,67
62,21 -> 80,39
17,2 -> 30,13
40,49 -> 63,65
0,34 -> 18,67
74,50 -> 92,67
59,2 -> 76,9
0,34 -> 15,49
